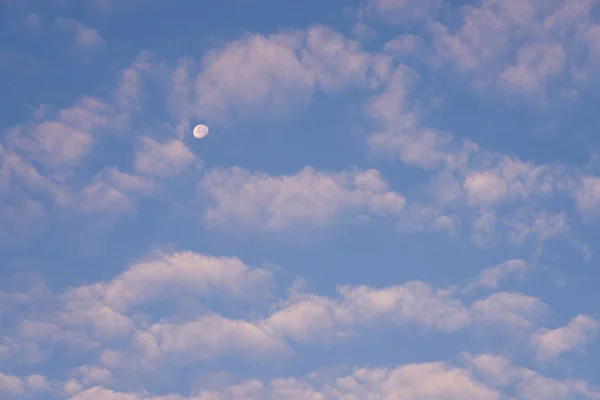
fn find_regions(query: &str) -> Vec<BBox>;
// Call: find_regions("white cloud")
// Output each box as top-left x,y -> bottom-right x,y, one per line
366,66 -> 453,169
200,166 -> 406,231
70,365 -> 115,387
65,355 -> 599,400
531,314 -> 600,362
470,292 -> 547,330
466,259 -> 531,290
54,17 -> 105,58
0,373 -> 23,397
22,13 -> 41,29
362,0 -> 443,24
63,250 -> 272,313
505,210 -> 570,249
115,52 -> 154,113
77,167 -> 155,216
572,176 -> 600,217
184,26 -> 387,124
466,352 -> 600,399
143,314 -> 287,364
134,137 -> 196,178
499,43 -> 566,98
429,0 -> 599,99
7,97 -> 112,168
26,374 -> 51,392
79,179 -> 135,215
300,26 -> 391,92
383,34 -> 424,56
194,31 -> 314,123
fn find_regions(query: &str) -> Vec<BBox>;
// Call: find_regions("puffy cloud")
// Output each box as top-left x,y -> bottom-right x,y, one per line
134,137 -> 196,178
0,373 -> 23,397
63,250 -> 272,313
466,353 -> 600,399
70,365 -> 115,387
25,374 -> 51,392
114,52 -> 154,113
178,26 -> 388,124
572,176 -> 600,217
7,97 -> 111,168
200,167 -> 406,231
429,0 -> 600,99
54,17 -> 105,58
531,314 -> 600,362
361,0 -> 443,24
77,167 -> 155,216
383,34 -> 424,56
57,354 -> 600,399
366,66 -> 453,169
194,31 -> 314,123
300,26 -> 391,92
470,292 -> 547,330
466,259 -> 531,290
143,314 -> 287,363
499,43 -> 566,98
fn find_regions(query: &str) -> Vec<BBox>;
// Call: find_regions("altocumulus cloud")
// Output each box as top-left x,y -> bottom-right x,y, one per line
1,0 -> 600,398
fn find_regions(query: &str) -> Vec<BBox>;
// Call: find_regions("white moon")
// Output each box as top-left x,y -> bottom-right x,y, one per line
193,124 -> 209,139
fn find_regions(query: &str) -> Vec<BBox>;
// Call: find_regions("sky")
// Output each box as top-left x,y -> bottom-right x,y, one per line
1,0 -> 600,399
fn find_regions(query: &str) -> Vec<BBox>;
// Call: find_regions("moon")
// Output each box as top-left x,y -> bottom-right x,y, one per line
193,124 -> 209,139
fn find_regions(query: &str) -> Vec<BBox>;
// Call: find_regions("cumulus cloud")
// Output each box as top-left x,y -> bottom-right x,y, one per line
200,166 -> 406,231
7,97 -> 112,168
4,2 -> 600,399
0,373 -> 23,397
531,314 -> 600,362
466,259 -> 531,291
466,352 -> 599,399
63,250 -> 272,313
54,17 -> 105,59
176,26 -> 389,124
429,0 -> 600,99
26,354 -> 599,399
134,137 -> 196,178
361,0 -> 443,25
572,176 -> 600,218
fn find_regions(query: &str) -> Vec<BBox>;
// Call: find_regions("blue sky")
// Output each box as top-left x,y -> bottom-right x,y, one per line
1,0 -> 600,398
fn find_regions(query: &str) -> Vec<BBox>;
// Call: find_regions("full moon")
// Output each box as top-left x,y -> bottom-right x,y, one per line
193,124 -> 209,139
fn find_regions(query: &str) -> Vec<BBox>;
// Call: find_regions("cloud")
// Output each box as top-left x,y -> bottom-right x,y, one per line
69,365 -> 115,387
115,52 -> 154,113
134,137 -> 196,178
300,25 -> 391,92
142,314 -> 287,364
177,26 -> 388,125
572,176 -> 600,218
0,248 -> 555,371
7,97 -> 112,169
466,259 -> 531,290
63,250 -> 272,313
42,354 -> 600,399
383,34 -> 424,56
77,166 -> 155,215
470,292 -> 547,331
531,314 -> 600,362
466,352 -> 600,399
54,17 -> 105,58
361,0 -> 443,25
22,13 -> 41,29
199,166 -> 406,231
499,43 -> 566,98
429,0 -> 599,99
366,66 -> 453,169
194,31 -> 315,123
0,373 -> 23,397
